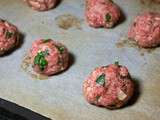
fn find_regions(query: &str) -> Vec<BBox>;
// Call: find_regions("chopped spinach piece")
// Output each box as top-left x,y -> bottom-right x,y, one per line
43,49 -> 49,56
6,31 -> 14,39
34,50 -> 49,71
57,46 -> 65,54
96,96 -> 100,101
34,55 -> 41,65
105,13 -> 112,22
114,61 -> 119,66
96,74 -> 106,86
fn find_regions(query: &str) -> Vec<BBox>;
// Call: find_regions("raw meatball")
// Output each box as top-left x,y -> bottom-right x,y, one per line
0,20 -> 19,55
86,0 -> 121,28
128,12 -> 160,48
83,63 -> 134,109
29,39 -> 69,75
24,0 -> 58,11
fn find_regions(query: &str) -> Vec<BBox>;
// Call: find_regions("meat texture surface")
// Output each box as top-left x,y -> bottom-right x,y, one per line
30,39 -> 69,75
24,0 -> 58,11
0,20 -> 19,55
128,12 -> 160,48
86,0 -> 121,28
83,63 -> 134,109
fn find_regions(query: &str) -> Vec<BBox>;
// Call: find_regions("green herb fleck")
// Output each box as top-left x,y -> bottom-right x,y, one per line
96,96 -> 100,101
43,39 -> 50,43
57,46 -> 65,54
34,55 -> 41,65
96,74 -> 105,86
105,13 -> 112,22
6,31 -> 14,39
39,57 -> 48,66
34,50 -> 49,71
39,58 -> 48,70
114,61 -> 119,66
43,49 -> 49,56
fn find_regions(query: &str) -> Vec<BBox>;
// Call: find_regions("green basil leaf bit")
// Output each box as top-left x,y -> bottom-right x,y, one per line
39,58 -> 48,70
105,13 -> 111,22
96,96 -> 100,101
43,49 -> 49,56
114,61 -> 119,66
43,39 -> 50,43
34,55 -> 41,65
34,50 -> 49,71
58,46 -> 65,54
39,57 -> 48,66
6,31 -> 14,39
96,74 -> 105,86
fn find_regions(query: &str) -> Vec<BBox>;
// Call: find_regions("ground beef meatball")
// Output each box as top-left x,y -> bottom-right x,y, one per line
85,0 -> 121,28
83,63 -> 134,109
0,20 -> 19,55
24,0 -> 58,11
29,39 -> 69,76
128,12 -> 160,48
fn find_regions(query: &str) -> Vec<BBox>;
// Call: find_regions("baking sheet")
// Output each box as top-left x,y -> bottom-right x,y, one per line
0,0 -> 160,120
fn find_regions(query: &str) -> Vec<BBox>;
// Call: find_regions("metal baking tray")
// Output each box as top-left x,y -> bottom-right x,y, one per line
0,98 -> 51,120
0,0 -> 160,120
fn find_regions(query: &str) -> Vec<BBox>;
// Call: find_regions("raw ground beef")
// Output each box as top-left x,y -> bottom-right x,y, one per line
83,63 -> 134,109
85,0 -> 121,28
24,0 -> 58,11
29,39 -> 69,75
0,20 -> 19,55
128,12 -> 160,48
